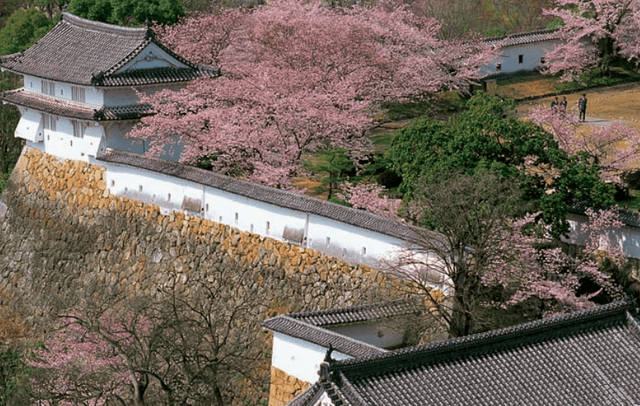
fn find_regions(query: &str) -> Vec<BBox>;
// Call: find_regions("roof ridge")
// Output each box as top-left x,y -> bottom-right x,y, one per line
289,299 -> 418,324
61,12 -> 149,37
333,299 -> 636,375
263,315 -> 387,358
485,28 -> 558,42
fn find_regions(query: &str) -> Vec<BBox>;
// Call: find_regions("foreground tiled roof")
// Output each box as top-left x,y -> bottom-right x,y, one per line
263,300 -> 420,358
0,12 -> 218,86
97,149 -> 419,243
485,29 -> 561,47
2,88 -> 153,120
292,299 -> 640,406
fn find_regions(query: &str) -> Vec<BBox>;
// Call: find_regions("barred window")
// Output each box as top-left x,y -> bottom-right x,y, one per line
41,80 -> 55,96
43,114 -> 56,131
72,86 -> 85,103
72,120 -> 85,138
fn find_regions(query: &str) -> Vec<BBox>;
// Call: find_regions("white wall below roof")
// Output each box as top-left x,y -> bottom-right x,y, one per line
565,213 -> 639,259
22,76 -> 104,106
18,112 -> 104,162
325,320 -> 407,349
271,332 -> 350,385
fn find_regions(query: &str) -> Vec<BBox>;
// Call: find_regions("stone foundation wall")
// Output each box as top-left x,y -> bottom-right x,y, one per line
0,147 -> 407,405
268,366 -> 312,406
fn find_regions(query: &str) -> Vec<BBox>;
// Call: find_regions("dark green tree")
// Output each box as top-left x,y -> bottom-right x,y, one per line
305,148 -> 355,200
68,0 -> 184,26
0,8 -> 55,55
387,92 -> 615,236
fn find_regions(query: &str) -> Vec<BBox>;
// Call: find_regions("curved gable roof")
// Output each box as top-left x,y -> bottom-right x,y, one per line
0,12 -> 218,86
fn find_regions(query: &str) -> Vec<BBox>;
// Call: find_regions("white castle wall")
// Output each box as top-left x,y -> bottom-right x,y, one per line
99,157 -> 409,267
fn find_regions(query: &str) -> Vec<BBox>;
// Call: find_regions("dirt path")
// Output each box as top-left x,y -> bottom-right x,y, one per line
515,82 -> 640,130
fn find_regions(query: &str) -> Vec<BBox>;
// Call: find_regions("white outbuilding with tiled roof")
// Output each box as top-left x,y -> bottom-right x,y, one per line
0,11 -> 218,162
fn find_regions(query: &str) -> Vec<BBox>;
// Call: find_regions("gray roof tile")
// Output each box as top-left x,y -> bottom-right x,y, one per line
298,299 -> 640,406
484,29 -> 561,47
0,12 -> 218,86
287,300 -> 422,327
264,315 -> 386,358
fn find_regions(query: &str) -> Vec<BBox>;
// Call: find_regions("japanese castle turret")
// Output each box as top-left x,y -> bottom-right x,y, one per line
0,12 -> 218,162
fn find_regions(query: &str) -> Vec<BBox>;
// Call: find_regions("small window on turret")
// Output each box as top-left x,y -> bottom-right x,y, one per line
72,86 -> 85,103
72,120 -> 85,138
43,114 -> 56,131
41,80 -> 55,96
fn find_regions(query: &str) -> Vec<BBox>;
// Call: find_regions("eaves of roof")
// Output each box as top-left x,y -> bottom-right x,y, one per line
298,299 -> 640,406
286,299 -> 421,327
263,315 -> 386,359
484,29 -> 561,47
2,88 -> 153,121
569,203 -> 640,229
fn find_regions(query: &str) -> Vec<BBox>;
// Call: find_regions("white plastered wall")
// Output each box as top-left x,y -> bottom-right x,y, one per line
98,159 -> 410,267
565,213 -> 639,259
480,39 -> 563,76
271,332 -> 350,385
22,75 -> 103,106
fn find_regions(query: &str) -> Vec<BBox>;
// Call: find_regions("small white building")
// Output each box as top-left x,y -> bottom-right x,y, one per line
262,300 -> 423,406
0,11 -> 218,162
481,29 -> 563,77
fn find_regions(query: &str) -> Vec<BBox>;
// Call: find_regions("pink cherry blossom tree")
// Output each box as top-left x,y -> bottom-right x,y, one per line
529,107 -> 640,183
543,0 -> 640,80
383,170 -> 625,337
26,275 -> 267,406
130,0 -> 495,189
340,181 -> 402,219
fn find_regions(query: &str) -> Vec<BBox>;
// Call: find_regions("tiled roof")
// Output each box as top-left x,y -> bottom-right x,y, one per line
96,149 -> 420,243
263,315 -> 386,358
0,12 -> 218,86
484,29 -> 561,47
2,88 -> 153,121
263,300 -> 420,358
293,299 -> 640,406
286,299 -> 422,327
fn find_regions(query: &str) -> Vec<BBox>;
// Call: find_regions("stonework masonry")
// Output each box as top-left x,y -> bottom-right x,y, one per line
0,147 -> 407,405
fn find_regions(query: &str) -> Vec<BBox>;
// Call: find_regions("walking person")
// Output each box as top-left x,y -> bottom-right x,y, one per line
578,94 -> 587,122
551,96 -> 559,110
560,96 -> 567,116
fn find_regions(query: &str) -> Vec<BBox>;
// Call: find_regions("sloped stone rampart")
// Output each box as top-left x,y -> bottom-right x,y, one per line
0,147 -> 407,405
